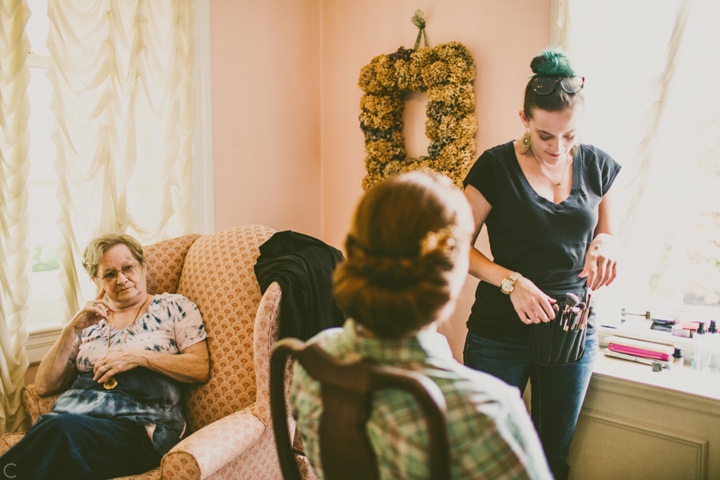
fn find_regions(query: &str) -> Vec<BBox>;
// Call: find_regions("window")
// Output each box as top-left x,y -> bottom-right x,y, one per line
560,0 -> 720,324
21,0 -> 214,337
26,0 -> 68,328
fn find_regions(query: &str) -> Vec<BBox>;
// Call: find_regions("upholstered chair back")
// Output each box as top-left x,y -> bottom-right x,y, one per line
144,233 -> 202,295
177,225 -> 276,433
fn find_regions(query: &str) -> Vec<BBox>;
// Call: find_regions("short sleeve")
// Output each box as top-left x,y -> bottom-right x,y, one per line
463,149 -> 499,206
68,334 -> 81,363
170,295 -> 208,352
596,147 -> 622,195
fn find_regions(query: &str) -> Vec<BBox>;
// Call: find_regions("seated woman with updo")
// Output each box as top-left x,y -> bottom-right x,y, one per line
291,171 -> 553,479
1,233 -> 210,480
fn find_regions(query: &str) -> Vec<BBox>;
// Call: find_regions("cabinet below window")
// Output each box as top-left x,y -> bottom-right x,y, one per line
568,354 -> 720,479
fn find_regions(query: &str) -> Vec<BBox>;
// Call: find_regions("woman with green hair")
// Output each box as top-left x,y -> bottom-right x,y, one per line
462,50 -> 621,480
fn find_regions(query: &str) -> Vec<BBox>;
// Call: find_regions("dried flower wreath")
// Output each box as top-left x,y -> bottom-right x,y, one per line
358,41 -> 477,190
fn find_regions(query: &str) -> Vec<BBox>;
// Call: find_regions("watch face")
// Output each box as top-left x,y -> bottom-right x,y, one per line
501,278 -> 514,293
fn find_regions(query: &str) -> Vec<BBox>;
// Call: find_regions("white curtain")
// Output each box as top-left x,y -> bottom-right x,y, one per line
0,0 -> 31,434
557,0 -> 694,231
47,0 -> 196,316
554,0 -> 720,314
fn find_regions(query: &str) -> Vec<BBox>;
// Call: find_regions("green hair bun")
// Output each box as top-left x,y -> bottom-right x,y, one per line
530,49 -> 575,77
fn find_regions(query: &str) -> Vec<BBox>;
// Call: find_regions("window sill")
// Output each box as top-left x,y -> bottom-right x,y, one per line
593,350 -> 720,403
595,317 -> 720,402
26,323 -> 63,364
597,317 -> 694,360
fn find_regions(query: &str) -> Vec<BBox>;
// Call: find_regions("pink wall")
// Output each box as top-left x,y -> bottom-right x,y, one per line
210,0 -> 322,236
210,0 -> 550,358
319,0 -> 551,357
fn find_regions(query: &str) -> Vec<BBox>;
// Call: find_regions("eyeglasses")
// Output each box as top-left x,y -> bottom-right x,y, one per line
531,76 -> 584,95
99,263 -> 140,283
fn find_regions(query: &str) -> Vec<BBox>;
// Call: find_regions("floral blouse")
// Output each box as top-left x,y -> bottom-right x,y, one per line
48,293 -> 207,455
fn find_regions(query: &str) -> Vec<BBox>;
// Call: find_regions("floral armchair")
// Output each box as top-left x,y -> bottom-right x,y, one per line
0,225 -> 311,479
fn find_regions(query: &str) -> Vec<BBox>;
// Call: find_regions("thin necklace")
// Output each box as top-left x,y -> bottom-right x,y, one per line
529,148 -> 571,186
103,295 -> 151,390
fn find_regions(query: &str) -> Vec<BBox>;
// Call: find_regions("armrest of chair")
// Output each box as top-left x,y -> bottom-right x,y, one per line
21,385 -> 62,425
161,408 -> 266,479
0,433 -> 26,456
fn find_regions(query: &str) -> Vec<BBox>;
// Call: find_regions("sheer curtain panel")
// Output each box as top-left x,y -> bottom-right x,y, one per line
553,0 -> 720,317
47,0 -> 197,317
0,0 -> 31,434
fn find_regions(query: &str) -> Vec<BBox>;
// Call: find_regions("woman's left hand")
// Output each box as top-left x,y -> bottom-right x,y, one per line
92,352 -> 144,384
579,233 -> 617,290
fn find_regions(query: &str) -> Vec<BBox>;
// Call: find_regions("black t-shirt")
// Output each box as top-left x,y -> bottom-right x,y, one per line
463,142 -> 621,338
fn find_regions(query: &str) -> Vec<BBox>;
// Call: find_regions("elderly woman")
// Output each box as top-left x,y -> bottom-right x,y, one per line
1,233 -> 210,480
291,171 -> 553,479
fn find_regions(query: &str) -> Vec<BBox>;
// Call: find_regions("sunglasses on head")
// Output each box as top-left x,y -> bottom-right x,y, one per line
531,76 -> 585,95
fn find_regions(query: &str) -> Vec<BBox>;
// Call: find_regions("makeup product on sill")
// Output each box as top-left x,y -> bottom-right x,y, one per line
691,322 -> 707,371
651,317 -> 675,332
672,347 -> 684,368
652,317 -> 675,325
672,324 -> 692,338
683,322 -> 700,332
603,349 -> 670,369
651,323 -> 673,333
706,321 -> 720,374
606,336 -> 674,361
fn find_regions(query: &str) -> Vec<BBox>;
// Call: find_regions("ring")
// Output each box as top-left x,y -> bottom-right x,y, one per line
93,302 -> 98,306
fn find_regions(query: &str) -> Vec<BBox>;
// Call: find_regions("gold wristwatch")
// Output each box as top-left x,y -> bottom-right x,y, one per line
500,272 -> 522,295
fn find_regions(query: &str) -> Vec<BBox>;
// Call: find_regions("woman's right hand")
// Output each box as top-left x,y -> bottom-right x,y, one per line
69,291 -> 114,333
509,277 -> 556,324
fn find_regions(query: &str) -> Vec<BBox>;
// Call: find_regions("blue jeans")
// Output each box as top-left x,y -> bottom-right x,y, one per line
464,331 -> 597,480
1,413 -> 161,479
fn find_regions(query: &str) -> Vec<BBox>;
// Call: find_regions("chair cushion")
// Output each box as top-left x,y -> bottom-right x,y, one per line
0,433 -> 25,455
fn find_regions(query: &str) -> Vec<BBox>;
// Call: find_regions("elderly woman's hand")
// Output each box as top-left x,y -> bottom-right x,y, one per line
92,351 -> 142,384
92,342 -> 210,384
70,291 -> 115,333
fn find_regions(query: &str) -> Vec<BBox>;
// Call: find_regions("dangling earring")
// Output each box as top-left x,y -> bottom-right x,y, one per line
521,130 -> 532,151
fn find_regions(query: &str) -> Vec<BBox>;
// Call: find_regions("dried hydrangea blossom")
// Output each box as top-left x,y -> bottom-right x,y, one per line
358,41 -> 477,190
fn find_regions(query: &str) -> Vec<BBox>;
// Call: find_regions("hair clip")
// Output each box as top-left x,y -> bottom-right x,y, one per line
420,226 -> 457,256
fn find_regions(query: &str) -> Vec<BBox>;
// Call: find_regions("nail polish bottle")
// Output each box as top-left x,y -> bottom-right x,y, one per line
707,320 -> 720,374
672,347 -> 684,369
692,322 -> 707,372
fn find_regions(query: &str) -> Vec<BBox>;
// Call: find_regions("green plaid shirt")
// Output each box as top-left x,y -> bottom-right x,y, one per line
290,320 -> 553,479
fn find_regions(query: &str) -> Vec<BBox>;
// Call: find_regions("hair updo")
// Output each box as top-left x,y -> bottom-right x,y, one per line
333,170 -> 473,338
523,49 -> 583,119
